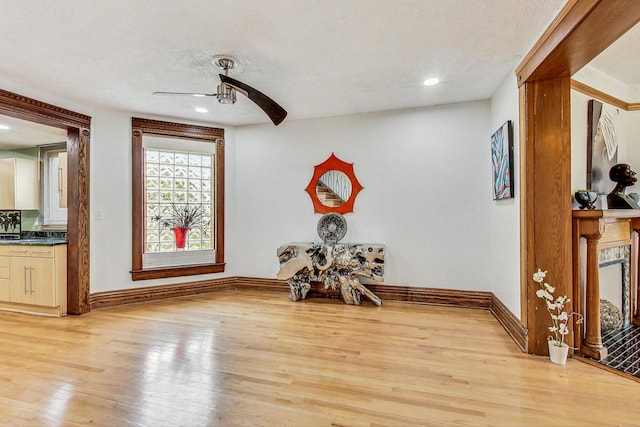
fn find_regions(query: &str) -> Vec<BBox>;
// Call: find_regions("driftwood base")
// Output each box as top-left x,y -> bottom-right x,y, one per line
288,279 -> 382,307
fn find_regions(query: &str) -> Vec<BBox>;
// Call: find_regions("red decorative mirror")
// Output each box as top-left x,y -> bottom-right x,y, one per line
304,153 -> 363,214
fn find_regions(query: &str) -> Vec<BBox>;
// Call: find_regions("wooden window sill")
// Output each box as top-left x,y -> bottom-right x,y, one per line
130,263 -> 225,281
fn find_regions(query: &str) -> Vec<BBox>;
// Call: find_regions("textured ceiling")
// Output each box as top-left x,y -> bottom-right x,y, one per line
0,0 -> 568,129
587,22 -> 640,101
0,115 -> 67,150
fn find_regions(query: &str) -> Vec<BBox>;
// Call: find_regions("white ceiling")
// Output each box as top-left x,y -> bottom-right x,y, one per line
0,0 -> 570,130
0,115 -> 67,150
587,22 -> 640,100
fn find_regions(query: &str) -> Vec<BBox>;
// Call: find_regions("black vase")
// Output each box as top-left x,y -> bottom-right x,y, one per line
574,191 -> 598,210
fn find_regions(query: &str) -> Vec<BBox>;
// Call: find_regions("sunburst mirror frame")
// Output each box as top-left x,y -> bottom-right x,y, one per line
304,153 -> 363,214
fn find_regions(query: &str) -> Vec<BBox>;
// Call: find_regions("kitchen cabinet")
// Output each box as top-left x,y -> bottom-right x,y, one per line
10,256 -> 56,306
0,244 -> 67,316
0,158 -> 40,210
0,254 -> 9,301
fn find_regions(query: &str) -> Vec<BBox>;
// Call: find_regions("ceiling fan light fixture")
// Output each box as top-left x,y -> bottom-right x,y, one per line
212,56 -> 237,72
217,83 -> 236,104
153,54 -> 287,125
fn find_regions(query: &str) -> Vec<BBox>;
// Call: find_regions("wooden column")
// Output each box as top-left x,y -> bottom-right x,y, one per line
521,77 -> 572,356
583,232 -> 606,359
66,126 -> 91,314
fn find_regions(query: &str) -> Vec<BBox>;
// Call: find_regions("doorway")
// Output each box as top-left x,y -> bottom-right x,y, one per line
0,88 -> 90,314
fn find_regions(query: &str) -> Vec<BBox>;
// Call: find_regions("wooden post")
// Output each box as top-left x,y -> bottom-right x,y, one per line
582,233 -> 607,359
66,126 -> 91,314
521,77 -> 572,356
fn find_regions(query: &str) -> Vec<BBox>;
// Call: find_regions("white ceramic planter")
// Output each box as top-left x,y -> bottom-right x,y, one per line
548,340 -> 569,365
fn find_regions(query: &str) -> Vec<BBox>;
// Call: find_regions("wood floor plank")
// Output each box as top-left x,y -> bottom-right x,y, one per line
0,289 -> 638,426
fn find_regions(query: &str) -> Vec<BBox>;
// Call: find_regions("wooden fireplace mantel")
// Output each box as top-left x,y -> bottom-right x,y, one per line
572,209 -> 640,360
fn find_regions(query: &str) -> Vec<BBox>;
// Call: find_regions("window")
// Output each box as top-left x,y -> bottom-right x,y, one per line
131,118 -> 225,280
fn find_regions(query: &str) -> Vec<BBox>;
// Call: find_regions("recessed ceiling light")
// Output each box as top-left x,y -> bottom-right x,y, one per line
423,78 -> 440,86
0,124 -> 9,130
195,107 -> 208,113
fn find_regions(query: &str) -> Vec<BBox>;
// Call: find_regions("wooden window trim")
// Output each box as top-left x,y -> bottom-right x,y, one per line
130,117 -> 225,281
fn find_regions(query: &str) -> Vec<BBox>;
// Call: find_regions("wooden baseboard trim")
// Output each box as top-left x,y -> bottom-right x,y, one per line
89,277 -> 237,310
232,280 -> 495,309
0,301 -> 64,317
368,285 -> 493,309
89,277 -> 527,352
490,294 -> 528,352
235,277 -> 289,292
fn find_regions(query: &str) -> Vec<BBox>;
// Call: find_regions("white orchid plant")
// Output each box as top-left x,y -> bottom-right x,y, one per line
533,268 -> 582,347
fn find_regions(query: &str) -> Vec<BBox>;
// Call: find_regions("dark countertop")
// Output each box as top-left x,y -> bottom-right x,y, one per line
0,238 -> 67,246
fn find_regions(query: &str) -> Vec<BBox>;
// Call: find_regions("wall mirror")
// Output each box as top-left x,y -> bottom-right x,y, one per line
305,153 -> 363,214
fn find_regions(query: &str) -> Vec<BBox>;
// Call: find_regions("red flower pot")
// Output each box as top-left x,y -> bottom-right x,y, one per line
171,227 -> 190,249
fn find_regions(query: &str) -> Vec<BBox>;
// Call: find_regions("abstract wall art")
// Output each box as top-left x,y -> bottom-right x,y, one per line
491,120 -> 514,200
587,99 -> 619,195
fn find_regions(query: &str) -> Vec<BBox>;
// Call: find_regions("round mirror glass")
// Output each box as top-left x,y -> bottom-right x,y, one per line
315,170 -> 352,207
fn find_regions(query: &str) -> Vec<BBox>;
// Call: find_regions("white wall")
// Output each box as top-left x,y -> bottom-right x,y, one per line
90,109 -> 132,291
89,111 -> 237,292
489,72 -> 521,317
0,74 -> 511,300
88,101 -> 497,295
628,110 -> 640,178
231,102 -> 494,291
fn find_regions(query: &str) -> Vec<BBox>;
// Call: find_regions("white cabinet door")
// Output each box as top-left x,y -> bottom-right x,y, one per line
0,159 -> 15,209
0,158 -> 40,210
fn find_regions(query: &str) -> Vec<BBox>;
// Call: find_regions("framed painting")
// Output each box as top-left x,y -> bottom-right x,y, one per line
491,120 -> 514,200
0,210 -> 21,237
587,99 -> 619,195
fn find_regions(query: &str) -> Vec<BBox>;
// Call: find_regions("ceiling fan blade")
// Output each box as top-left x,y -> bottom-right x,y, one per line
219,74 -> 287,126
153,91 -> 216,97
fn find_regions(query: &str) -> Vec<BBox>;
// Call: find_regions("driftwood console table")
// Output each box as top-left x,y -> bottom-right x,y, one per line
277,243 -> 385,306
572,210 -> 640,360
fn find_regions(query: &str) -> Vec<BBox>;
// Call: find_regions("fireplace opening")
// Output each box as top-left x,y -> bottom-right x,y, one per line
596,245 -> 639,379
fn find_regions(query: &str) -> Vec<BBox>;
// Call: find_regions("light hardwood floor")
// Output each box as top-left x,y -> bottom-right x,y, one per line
0,290 -> 638,426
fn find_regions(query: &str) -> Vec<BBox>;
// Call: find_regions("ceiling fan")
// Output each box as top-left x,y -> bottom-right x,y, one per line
153,56 -> 287,126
